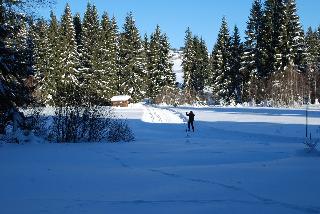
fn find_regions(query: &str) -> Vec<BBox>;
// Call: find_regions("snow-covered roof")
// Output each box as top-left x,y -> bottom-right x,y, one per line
111,95 -> 132,102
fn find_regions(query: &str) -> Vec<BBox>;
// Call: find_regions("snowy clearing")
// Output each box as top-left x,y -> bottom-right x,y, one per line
1,105 -> 320,214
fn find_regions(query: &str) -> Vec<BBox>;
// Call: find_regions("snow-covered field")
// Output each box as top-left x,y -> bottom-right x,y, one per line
1,104 -> 320,214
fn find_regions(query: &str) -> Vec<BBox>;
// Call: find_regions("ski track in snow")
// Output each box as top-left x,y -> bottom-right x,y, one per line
142,105 -> 183,124
18,147 -> 320,214
88,145 -> 320,214
146,168 -> 320,214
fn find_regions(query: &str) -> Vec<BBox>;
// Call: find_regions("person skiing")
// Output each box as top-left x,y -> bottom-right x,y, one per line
186,111 -> 195,132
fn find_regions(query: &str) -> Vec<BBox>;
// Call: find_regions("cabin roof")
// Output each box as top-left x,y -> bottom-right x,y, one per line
111,95 -> 131,102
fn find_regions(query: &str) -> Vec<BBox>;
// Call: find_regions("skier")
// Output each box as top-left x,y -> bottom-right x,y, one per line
186,111 -> 195,132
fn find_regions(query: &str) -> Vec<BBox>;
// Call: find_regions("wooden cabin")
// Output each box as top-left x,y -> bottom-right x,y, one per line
111,95 -> 132,107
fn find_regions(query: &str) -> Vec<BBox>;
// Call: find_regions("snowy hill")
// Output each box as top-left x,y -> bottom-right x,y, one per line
170,50 -> 183,84
1,104 -> 320,214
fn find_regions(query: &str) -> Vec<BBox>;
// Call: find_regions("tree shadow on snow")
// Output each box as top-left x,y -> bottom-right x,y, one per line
127,118 -> 320,145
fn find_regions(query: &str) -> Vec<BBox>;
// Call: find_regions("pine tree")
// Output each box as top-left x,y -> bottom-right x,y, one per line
0,0 -> 52,133
7,20 -> 31,74
30,19 -> 50,102
80,3 -> 102,104
317,26 -> 320,66
241,0 -> 264,102
262,0 -> 287,74
182,28 -> 209,99
118,12 -> 147,102
284,0 -> 305,70
199,37 -> 210,89
143,33 -> 150,56
147,26 -> 175,99
182,27 -> 195,94
230,25 -> 243,103
305,27 -> 320,102
73,12 -> 82,52
143,33 -> 151,76
191,36 -> 209,93
160,33 -> 175,88
305,27 -> 320,66
149,31 -> 176,104
110,16 -> 120,93
143,33 -> 153,98
56,3 -> 81,106
41,11 -> 61,105
99,12 -> 118,102
148,25 -> 162,98
209,17 -> 232,104
1,5 -> 33,108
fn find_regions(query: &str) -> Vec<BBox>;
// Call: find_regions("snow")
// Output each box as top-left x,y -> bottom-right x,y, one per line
111,95 -> 131,102
141,105 -> 183,123
170,50 -> 183,84
1,105 -> 320,214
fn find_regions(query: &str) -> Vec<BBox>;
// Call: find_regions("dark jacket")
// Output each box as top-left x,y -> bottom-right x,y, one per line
186,112 -> 195,122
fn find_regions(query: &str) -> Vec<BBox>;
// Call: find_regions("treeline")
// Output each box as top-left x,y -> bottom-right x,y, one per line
182,0 -> 320,106
2,0 -> 320,109
4,3 -> 176,107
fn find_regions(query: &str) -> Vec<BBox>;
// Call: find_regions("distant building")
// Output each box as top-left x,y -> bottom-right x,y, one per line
111,95 -> 132,107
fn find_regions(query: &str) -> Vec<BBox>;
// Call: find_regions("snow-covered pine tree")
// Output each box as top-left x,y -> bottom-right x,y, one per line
159,33 -> 175,88
230,25 -> 243,103
262,0 -> 308,105
317,26 -> 320,66
191,36 -> 209,93
147,25 -> 174,99
30,19 -> 50,103
0,0 -> 51,134
182,27 -> 195,94
143,33 -> 151,91
0,3 -> 33,108
99,12 -> 118,103
118,12 -> 147,102
143,33 -> 150,61
56,3 -> 81,106
315,26 -> 320,101
182,28 -> 209,102
109,15 -> 121,95
241,0 -> 264,102
80,3 -> 102,104
305,27 -> 320,102
143,33 -> 153,97
152,32 -> 177,104
40,11 -> 61,105
269,0 -> 307,105
147,26 -> 162,98
284,0 -> 305,70
6,20 -> 30,75
262,0 -> 287,74
198,37 -> 210,90
73,12 -> 82,53
209,17 -> 232,104
276,1 -> 288,72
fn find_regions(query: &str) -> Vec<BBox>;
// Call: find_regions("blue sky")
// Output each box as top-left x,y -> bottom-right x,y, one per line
40,0 -> 320,51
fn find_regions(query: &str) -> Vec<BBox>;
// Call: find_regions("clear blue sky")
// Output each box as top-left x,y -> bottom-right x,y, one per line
39,0 -> 320,51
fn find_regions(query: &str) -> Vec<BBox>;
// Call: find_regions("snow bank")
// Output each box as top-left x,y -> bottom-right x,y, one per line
142,105 -> 183,124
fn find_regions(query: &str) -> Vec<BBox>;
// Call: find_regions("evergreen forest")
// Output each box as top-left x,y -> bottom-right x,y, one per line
1,0 -> 320,114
